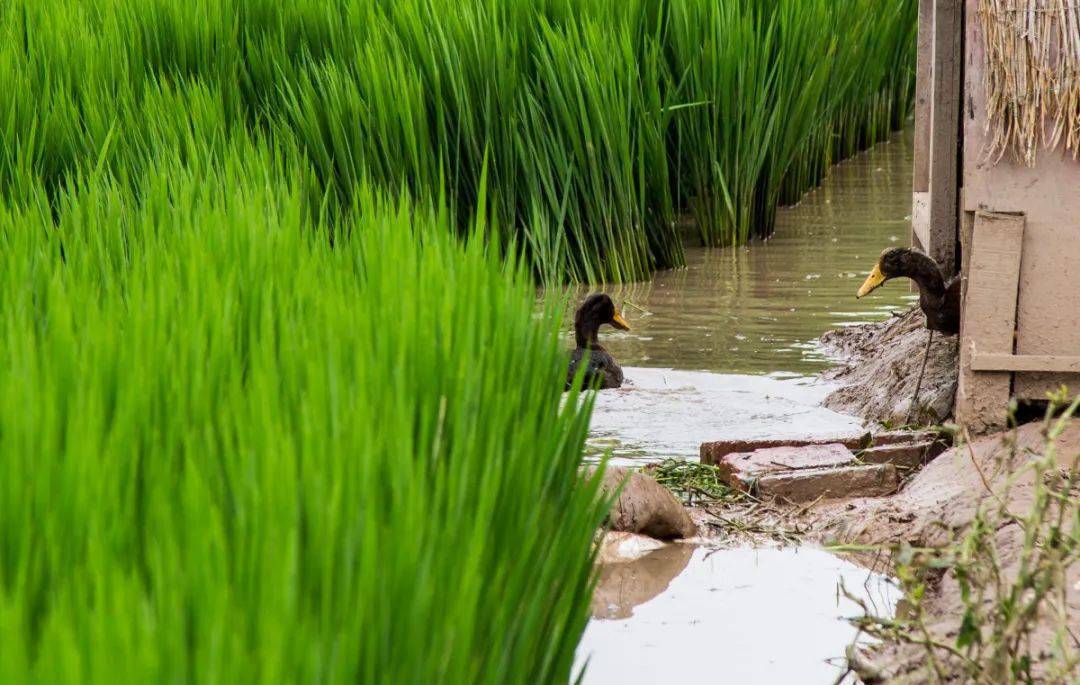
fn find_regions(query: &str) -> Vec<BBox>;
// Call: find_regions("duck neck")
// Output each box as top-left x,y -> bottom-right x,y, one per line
906,255 -> 947,298
574,321 -> 603,350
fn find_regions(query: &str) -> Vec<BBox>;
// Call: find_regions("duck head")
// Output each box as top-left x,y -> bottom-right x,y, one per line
857,247 -> 944,298
574,293 -> 630,348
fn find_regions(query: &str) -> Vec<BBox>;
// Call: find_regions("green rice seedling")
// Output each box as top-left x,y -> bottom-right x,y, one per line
2,0 -> 916,283
0,141 -> 610,683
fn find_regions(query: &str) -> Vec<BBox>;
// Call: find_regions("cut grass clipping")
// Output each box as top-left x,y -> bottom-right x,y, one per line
647,458 -> 744,507
0,143 -> 611,682
2,0 -> 916,283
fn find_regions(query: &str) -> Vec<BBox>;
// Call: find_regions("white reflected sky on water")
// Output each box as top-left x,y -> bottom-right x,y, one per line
586,367 -> 864,465
576,546 -> 899,685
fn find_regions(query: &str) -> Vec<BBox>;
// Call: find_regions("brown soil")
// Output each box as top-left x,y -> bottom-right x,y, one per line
821,307 -> 959,426
793,420 -> 1080,683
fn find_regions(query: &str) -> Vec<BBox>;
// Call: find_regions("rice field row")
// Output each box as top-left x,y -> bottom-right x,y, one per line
2,0 -> 916,283
0,140 -> 610,682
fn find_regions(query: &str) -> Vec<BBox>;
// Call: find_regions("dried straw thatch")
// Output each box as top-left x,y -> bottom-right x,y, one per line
977,0 -> 1080,165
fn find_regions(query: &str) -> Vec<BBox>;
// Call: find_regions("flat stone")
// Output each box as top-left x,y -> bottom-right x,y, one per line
716,443 -> 857,487
700,434 -> 870,466
751,464 -> 899,503
858,440 -> 946,469
594,532 -> 667,564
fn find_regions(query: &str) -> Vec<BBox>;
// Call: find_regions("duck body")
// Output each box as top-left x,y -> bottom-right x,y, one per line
565,293 -> 630,390
857,247 -> 960,335
568,346 -> 624,390
919,275 -> 961,334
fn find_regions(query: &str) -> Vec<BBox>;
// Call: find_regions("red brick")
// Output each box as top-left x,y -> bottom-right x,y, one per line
857,440 -> 946,469
871,429 -> 948,447
700,434 -> 870,466
715,443 -> 857,486
751,464 -> 898,503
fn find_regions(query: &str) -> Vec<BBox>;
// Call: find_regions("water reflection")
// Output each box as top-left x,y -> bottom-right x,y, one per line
577,546 -> 900,685
591,543 -> 696,620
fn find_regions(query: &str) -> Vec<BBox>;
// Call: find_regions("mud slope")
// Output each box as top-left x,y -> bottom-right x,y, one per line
805,420 -> 1080,682
821,307 -> 958,425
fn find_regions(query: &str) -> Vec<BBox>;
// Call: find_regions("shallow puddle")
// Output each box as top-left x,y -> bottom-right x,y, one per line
577,545 -> 899,684
578,131 -> 916,466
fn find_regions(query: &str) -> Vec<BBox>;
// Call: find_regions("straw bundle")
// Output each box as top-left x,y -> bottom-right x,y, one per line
977,0 -> 1080,165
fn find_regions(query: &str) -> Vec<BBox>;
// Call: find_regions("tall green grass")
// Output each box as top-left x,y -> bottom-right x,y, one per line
1,0 -> 915,282
0,140 -> 609,682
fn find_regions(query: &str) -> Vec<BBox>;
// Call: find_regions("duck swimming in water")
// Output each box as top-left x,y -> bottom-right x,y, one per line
856,247 -> 961,335
566,294 -> 630,390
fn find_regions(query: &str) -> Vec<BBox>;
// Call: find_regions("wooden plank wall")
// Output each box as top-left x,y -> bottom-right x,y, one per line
911,0 -> 935,254
962,0 -> 1080,400
955,212 -> 1025,432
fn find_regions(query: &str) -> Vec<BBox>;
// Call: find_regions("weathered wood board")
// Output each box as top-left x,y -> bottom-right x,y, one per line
912,0 -> 934,193
955,211 -> 1024,432
971,354 -> 1080,374
927,0 -> 962,277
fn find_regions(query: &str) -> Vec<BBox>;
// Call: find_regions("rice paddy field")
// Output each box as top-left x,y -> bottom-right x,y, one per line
0,0 -> 916,682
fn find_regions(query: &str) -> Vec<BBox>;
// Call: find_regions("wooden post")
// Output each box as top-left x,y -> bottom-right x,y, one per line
927,0 -> 962,277
911,0 -> 935,257
912,0 -> 934,194
955,211 -> 1025,433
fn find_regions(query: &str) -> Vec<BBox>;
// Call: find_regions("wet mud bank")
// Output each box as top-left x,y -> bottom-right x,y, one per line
791,420 -> 1080,683
820,306 -> 958,426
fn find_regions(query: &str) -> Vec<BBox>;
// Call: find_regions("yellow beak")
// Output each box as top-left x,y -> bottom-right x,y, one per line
857,263 -> 887,299
611,311 -> 631,331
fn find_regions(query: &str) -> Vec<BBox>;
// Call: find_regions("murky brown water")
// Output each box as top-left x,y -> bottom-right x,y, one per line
571,130 -> 918,466
572,132 -> 915,684
569,129 -> 916,376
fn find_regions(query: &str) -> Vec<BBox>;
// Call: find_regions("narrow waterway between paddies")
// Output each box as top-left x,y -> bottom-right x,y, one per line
570,131 -> 917,684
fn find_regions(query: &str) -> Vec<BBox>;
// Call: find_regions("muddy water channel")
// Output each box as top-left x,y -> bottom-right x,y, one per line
575,130 -> 917,466
571,131 -> 917,683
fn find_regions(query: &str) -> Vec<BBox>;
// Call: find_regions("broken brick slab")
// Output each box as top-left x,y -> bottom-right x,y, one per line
700,434 -> 870,466
857,440 -> 947,470
715,443 -> 857,487
750,463 -> 898,503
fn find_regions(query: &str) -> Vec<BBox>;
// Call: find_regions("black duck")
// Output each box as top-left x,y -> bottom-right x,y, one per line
566,294 -> 630,390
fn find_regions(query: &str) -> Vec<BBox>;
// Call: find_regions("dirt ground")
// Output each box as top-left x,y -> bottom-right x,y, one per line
792,420 -> 1080,683
821,307 -> 958,426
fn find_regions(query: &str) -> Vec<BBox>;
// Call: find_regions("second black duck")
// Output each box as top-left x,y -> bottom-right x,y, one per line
566,294 -> 630,390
